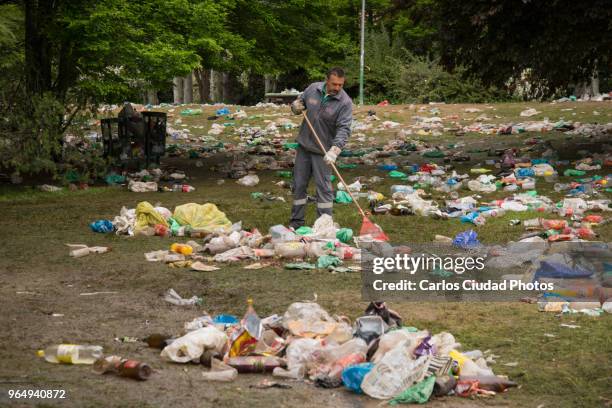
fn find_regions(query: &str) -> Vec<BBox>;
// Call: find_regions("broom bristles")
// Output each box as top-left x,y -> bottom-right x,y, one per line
359,216 -> 389,241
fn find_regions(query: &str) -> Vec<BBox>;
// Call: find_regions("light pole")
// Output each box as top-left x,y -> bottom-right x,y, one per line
359,0 -> 365,105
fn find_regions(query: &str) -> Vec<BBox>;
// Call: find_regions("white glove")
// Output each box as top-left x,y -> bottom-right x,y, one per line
324,146 -> 341,165
291,98 -> 305,115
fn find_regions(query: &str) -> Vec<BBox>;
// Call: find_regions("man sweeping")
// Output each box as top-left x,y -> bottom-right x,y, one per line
288,67 -> 353,229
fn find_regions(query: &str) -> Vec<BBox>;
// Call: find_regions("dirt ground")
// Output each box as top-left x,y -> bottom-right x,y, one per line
0,102 -> 610,407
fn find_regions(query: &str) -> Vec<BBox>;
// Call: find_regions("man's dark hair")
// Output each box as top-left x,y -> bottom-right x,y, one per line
326,67 -> 345,78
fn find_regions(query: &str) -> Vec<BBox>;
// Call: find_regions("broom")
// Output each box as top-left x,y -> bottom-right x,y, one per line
302,112 -> 388,241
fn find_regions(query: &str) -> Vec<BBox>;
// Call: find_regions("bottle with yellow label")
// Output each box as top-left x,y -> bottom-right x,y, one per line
37,344 -> 103,364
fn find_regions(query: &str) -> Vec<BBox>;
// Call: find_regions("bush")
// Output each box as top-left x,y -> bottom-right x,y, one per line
0,93 -> 65,176
341,31 -> 511,104
391,55 -> 509,103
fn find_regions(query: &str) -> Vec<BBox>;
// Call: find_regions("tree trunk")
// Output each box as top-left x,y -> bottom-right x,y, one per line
222,72 -> 230,102
194,68 -> 210,103
264,75 -> 272,94
183,72 -> 193,104
591,75 -> 599,96
54,40 -> 75,101
146,89 -> 158,105
25,0 -> 54,96
211,69 -> 223,102
173,77 -> 183,103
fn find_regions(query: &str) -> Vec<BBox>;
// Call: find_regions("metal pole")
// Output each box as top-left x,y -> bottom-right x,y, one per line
359,0 -> 365,105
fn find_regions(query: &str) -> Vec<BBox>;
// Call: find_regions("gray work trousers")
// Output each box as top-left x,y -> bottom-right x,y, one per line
290,146 -> 334,228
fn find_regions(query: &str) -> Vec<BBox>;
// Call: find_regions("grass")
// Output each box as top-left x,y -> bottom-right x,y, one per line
0,101 -> 610,407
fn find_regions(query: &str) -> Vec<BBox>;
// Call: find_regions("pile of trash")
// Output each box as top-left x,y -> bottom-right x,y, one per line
38,299 -> 519,402
142,213 -> 362,271
103,168 -> 198,193
90,201 -> 232,237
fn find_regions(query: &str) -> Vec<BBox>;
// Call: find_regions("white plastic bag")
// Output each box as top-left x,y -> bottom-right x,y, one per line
312,214 -> 338,239
371,330 -> 430,363
237,174 -> 259,187
161,327 -> 227,363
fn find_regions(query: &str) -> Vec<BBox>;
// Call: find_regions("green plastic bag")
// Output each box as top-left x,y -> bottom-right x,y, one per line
251,192 -> 264,200
295,226 -> 313,235
180,108 -> 203,116
337,163 -> 357,169
105,173 -> 125,185
563,169 -> 586,177
336,228 -> 353,243
389,375 -> 436,405
317,255 -> 342,269
423,150 -> 445,158
64,169 -> 80,183
388,170 -> 407,178
285,262 -> 316,270
283,142 -> 299,150
335,190 -> 353,203
277,171 -> 293,178
330,175 -> 337,182
168,217 -> 181,236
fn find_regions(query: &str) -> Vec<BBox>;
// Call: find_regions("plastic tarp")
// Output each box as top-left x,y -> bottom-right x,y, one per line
534,260 -> 594,281
173,203 -> 232,233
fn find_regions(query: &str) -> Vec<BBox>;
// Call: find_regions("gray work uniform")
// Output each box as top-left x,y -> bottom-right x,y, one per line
289,82 -> 353,228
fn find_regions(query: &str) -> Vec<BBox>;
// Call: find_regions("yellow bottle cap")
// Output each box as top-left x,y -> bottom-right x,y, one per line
37,350 -> 45,357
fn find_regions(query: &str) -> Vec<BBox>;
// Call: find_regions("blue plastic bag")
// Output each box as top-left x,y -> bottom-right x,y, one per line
342,363 -> 374,394
216,107 -> 230,116
516,168 -> 535,178
460,212 -> 479,224
378,164 -> 397,171
213,314 -> 239,325
452,230 -> 480,248
90,220 -> 114,233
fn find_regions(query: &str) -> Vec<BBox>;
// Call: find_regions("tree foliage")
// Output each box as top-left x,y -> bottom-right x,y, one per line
0,0 -> 609,175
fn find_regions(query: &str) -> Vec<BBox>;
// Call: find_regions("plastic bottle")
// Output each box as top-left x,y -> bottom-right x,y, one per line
273,242 -> 306,258
523,218 -> 542,228
458,375 -> 518,392
143,333 -> 173,349
273,366 -> 305,379
201,358 -> 238,381
226,356 -> 284,373
38,345 -> 103,364
481,208 -> 506,218
170,243 -> 193,255
94,356 -> 152,380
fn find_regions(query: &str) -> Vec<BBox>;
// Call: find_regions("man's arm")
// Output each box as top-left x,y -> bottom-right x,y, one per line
291,85 -> 311,115
332,102 -> 352,149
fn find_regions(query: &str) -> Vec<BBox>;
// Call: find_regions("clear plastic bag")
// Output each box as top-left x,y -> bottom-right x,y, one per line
362,342 -> 431,399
